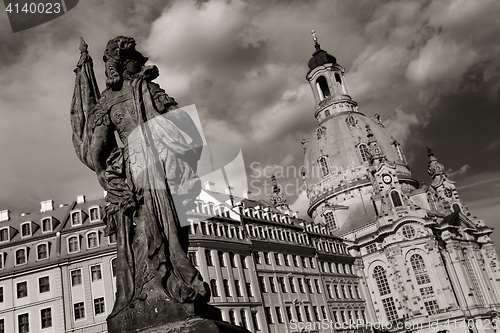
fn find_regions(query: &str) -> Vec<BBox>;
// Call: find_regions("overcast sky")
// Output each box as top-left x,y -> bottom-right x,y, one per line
0,0 -> 499,245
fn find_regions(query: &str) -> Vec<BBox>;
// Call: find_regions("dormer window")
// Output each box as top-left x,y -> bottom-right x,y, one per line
390,190 -> 403,207
358,144 -> 370,163
318,156 -> 329,177
42,218 -> 52,233
68,236 -> 80,253
21,222 -> 31,238
71,211 -> 82,226
89,207 -> 100,222
87,232 -> 99,249
0,228 -> 8,242
37,243 -> 48,260
316,76 -> 330,100
15,248 -> 27,265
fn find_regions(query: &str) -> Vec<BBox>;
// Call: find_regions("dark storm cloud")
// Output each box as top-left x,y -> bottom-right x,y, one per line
0,0 -> 498,244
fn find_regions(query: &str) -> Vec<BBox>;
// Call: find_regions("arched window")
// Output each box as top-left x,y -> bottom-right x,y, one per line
318,156 -> 329,177
111,258 -> 117,277
210,279 -> 219,297
223,279 -> 231,297
229,252 -> 236,267
218,251 -> 225,267
229,309 -> 236,325
0,228 -> 8,242
316,76 -> 331,99
68,236 -> 80,253
410,254 -> 430,285
358,144 -> 370,162
240,309 -> 248,329
15,248 -> 27,265
87,232 -> 98,249
452,203 -> 462,213
390,191 -> 403,207
324,212 -> 337,231
37,243 -> 48,260
373,266 -> 390,295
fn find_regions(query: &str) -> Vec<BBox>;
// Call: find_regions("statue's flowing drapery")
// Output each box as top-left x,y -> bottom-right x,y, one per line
70,39 -> 208,320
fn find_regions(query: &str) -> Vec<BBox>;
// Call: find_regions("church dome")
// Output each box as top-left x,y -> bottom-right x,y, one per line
303,110 -> 414,212
308,43 -> 337,71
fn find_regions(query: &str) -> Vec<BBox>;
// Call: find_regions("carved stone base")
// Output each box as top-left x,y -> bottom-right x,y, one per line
136,317 -> 252,333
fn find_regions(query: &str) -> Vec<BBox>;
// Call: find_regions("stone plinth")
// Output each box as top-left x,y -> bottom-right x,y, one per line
134,317 -> 252,333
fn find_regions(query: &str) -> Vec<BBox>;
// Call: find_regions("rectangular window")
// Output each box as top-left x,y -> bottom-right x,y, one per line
321,306 -> 327,320
264,252 -> 271,265
205,250 -> 213,266
295,306 -> 302,322
91,265 -> 102,282
0,287 -> 3,302
420,286 -> 434,297
235,280 -> 242,297
298,278 -> 305,293
265,307 -> 274,324
334,285 -> 340,298
0,318 -> 4,333
90,207 -> 99,221
246,282 -> 253,297
74,302 -> 85,320
313,306 -> 320,321
188,252 -> 198,266
366,243 -> 377,254
341,285 -> 347,298
223,279 -> 231,297
242,255 -> 248,269
278,277 -> 287,293
306,279 -> 313,293
349,286 -> 354,298
284,255 -> 290,266
274,253 -> 281,266
355,286 -> 361,298
285,306 -> 292,321
71,269 -> 82,286
259,276 -> 267,293
276,307 -> 284,324
17,281 -> 27,298
301,256 -> 307,268
39,276 -> 50,293
41,308 -> 52,328
382,297 -> 398,322
305,306 -> 312,322
424,300 -> 439,315
94,297 -> 105,315
253,251 -> 261,264
71,211 -> 81,225
293,255 -> 298,267
269,277 -> 277,293
288,277 -> 296,293
18,313 -> 29,333
314,279 -> 321,293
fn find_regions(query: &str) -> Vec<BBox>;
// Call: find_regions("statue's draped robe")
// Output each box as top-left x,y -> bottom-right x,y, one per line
71,50 -> 207,320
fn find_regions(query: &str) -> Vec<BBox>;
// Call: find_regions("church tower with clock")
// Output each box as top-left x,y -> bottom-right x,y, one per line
301,32 -> 500,332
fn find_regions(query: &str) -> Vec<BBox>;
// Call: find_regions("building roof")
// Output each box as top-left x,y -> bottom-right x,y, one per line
308,43 -> 337,71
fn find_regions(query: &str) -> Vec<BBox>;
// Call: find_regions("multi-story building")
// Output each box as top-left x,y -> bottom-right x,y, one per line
301,35 -> 500,332
0,180 -> 366,333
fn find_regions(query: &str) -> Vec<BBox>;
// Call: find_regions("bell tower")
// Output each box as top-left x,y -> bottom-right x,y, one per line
306,30 -> 359,123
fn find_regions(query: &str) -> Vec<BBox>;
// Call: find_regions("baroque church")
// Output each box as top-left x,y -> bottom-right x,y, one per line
300,33 -> 500,332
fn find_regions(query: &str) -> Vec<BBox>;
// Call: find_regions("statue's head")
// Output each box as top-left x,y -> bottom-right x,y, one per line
103,36 -> 149,90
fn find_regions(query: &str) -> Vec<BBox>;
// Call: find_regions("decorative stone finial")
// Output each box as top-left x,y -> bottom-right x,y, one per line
311,29 -> 321,50
366,124 -> 374,138
427,147 -> 433,157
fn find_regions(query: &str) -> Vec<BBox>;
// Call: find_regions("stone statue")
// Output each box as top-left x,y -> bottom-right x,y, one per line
71,37 -> 245,333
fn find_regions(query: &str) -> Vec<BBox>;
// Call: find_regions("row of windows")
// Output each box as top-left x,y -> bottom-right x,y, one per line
70,263 -> 114,287
70,207 -> 101,226
190,221 -> 244,240
0,276 -> 52,302
73,297 -> 106,320
305,222 -> 334,235
325,284 -> 361,299
67,232 -> 116,254
194,201 -> 230,217
0,234 -> 116,269
240,206 -> 292,224
254,252 -> 316,269
247,224 -> 308,245
331,309 -> 367,325
210,278 -> 252,298
1,308 -> 53,333
259,275 -> 322,294
320,261 -> 353,275
315,239 -> 346,255
266,304 -> 332,325
226,308 -> 259,331
204,250 -> 248,269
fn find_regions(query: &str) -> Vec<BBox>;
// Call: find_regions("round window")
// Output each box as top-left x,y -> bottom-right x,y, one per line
401,225 -> 416,239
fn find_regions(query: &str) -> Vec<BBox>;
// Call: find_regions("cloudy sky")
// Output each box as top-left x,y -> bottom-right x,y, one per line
0,0 -> 499,244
